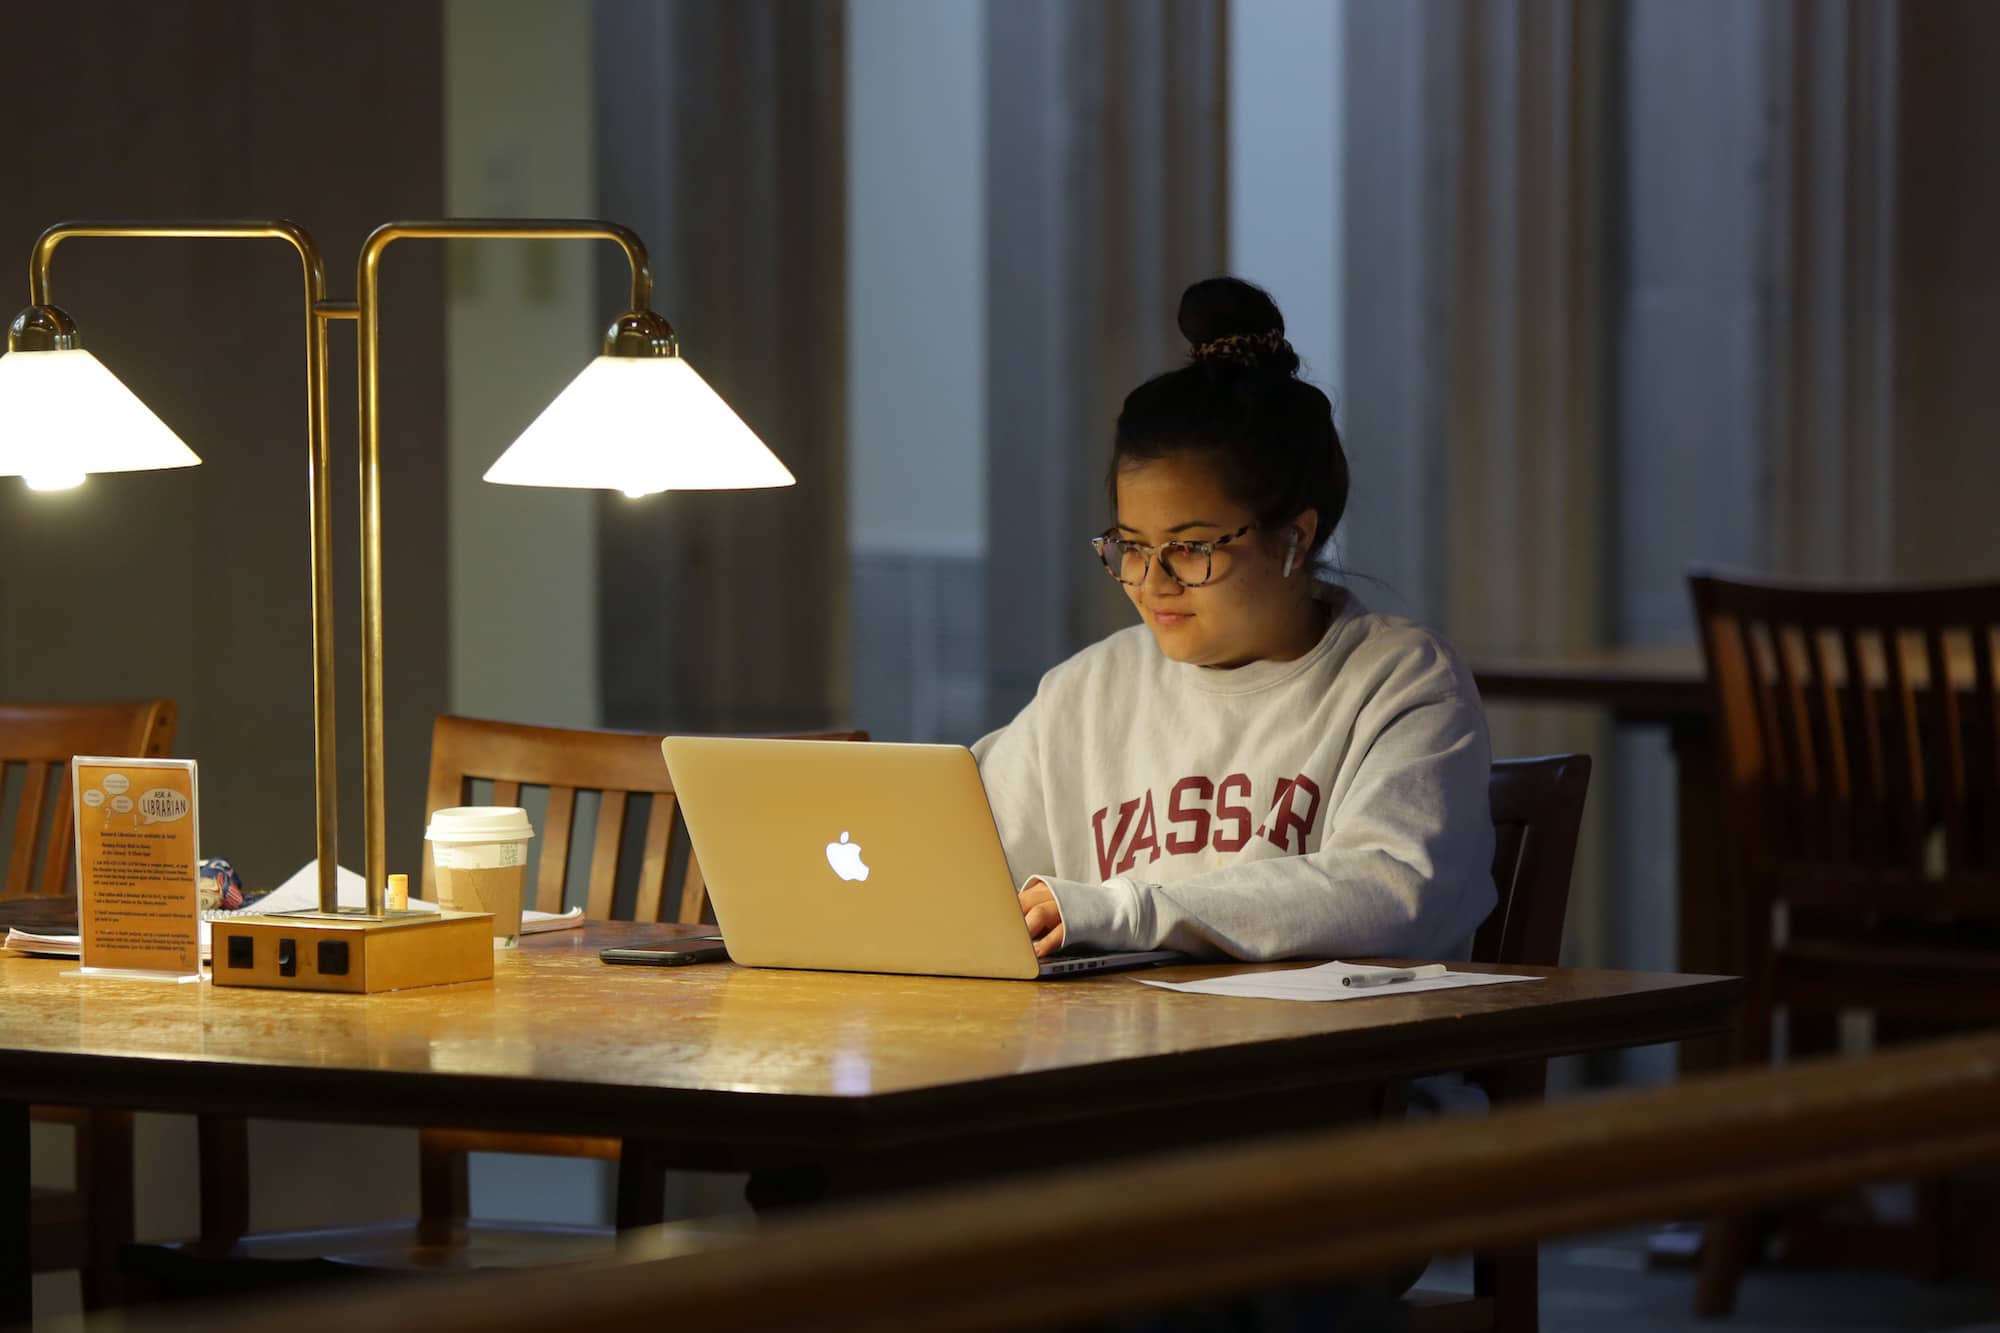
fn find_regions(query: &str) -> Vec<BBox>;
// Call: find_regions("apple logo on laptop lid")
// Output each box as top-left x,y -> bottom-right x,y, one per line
826,831 -> 870,882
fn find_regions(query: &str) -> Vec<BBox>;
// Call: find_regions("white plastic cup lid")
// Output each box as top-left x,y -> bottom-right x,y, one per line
424,805 -> 536,844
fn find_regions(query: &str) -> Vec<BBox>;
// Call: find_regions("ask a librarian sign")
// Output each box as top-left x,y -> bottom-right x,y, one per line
71,756 -> 201,977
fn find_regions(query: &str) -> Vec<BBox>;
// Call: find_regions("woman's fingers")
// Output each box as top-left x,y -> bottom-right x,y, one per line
1019,880 -> 1067,956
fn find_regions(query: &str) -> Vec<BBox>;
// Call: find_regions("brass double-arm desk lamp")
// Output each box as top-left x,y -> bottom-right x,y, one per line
0,218 -> 793,922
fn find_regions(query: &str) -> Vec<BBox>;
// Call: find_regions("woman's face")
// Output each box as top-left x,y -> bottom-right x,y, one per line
1109,456 -> 1319,668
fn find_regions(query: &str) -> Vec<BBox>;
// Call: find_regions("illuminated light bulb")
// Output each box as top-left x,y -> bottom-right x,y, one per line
23,469 -> 84,491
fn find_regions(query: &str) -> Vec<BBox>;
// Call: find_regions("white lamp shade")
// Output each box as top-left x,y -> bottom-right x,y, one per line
483,355 -> 795,494
0,348 -> 202,478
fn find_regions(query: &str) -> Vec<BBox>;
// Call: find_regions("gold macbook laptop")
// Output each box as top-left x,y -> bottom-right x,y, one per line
659,737 -> 1182,981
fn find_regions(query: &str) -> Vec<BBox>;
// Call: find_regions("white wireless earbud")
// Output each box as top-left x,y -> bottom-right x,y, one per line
1281,530 -> 1300,578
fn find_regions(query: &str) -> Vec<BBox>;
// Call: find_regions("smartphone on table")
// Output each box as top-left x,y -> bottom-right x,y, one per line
599,936 -> 730,967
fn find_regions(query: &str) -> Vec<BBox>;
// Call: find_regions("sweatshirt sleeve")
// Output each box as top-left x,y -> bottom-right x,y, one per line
971,691 -> 1056,896
1041,690 -> 1496,962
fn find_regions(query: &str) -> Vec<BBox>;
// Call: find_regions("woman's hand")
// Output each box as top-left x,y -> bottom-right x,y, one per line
1019,878 -> 1066,957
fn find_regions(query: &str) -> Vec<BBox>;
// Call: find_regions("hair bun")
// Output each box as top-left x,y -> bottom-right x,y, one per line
1178,276 -> 1299,375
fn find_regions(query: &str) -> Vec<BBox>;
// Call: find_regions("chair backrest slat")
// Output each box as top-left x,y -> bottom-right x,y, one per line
0,701 -> 178,899
1771,624 -> 1822,861
1747,623 -> 1799,856
1976,628 -> 2000,865
633,796 -> 676,923
677,847 -> 713,926
1747,623 -> 1786,791
1803,628 -> 1852,865
421,716 -> 866,923
6,763 -> 52,897
536,787 -> 577,914
43,774 -> 77,898
585,791 -> 628,920
1838,626 -> 1888,865
1926,627 -> 1970,872
1882,627 -> 1929,873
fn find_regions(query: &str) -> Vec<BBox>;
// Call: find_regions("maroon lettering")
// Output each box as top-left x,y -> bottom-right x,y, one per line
1093,798 -> 1142,879
1212,773 -> 1254,851
1164,777 -> 1214,854
1117,792 -> 1161,872
1266,774 -> 1323,853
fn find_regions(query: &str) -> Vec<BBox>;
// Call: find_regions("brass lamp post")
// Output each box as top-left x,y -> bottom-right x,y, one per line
0,218 -> 792,918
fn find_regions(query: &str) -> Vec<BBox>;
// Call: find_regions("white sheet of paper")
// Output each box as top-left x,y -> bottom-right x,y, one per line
520,906 -> 585,933
1138,960 -> 1542,1001
253,863 -> 583,929
253,860 -> 438,914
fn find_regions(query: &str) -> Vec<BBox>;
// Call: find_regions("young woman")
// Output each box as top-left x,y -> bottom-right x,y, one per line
976,277 -> 1495,964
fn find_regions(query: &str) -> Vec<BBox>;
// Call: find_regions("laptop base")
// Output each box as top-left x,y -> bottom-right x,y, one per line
1037,949 -> 1183,978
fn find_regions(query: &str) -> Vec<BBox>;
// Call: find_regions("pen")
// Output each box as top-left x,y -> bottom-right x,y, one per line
1340,963 -> 1449,989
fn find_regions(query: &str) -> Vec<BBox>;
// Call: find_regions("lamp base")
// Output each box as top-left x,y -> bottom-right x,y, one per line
209,911 -> 495,993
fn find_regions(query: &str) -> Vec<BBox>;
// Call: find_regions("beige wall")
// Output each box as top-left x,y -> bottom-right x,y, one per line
444,0 -> 601,727
0,4 -> 449,895
1,3 -> 448,1313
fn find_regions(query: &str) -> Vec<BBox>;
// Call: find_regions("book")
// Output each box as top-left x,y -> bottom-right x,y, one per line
5,909 -> 583,960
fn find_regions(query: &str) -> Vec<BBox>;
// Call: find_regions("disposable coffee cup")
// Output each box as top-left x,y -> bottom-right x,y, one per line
425,806 -> 535,948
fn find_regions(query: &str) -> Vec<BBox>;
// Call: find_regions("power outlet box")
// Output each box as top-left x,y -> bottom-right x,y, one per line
209,911 -> 495,993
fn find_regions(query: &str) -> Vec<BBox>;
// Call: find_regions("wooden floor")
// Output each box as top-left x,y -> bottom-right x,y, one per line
1422,1227 -> 1998,1333
33,1227 -> 2000,1331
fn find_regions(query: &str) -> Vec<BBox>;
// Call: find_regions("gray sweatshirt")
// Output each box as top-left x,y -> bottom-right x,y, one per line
972,589 -> 1496,962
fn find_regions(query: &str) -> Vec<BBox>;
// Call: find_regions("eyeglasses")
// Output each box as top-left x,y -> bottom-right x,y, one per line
1090,523 -> 1256,587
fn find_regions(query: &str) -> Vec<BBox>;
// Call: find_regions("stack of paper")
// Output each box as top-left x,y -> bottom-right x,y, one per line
1139,960 -> 1540,1002
3,860 -> 586,959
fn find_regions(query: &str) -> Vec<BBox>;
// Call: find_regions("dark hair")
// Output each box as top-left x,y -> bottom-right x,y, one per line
1110,277 -> 1347,559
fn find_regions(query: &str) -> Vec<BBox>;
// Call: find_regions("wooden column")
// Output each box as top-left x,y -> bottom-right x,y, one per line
593,0 -> 849,733
981,0 -> 1227,726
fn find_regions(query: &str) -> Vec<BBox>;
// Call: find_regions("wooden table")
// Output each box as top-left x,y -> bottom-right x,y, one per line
0,921 -> 1741,1323
1469,645 -> 1709,720
1470,646 -> 1729,1069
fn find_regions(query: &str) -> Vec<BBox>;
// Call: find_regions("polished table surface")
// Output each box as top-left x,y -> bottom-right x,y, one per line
2,922 -> 1737,1127
2,921 -> 1739,1318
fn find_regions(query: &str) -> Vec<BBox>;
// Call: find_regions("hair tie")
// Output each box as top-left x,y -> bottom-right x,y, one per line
1189,329 -> 1291,368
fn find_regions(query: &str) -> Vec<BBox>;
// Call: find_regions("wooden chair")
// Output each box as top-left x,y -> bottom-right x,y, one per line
1408,752 -> 1591,1333
1688,571 -> 2000,1315
1,699 -> 176,1308
413,716 -> 865,1241
165,716 -> 864,1283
